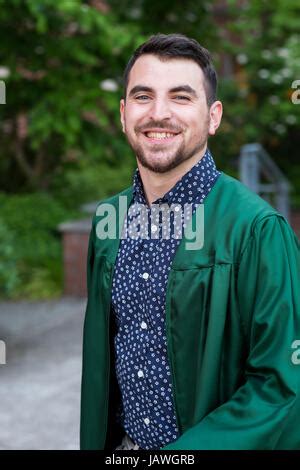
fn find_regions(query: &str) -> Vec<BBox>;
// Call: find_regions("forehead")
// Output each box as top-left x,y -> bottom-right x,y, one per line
127,54 -> 205,92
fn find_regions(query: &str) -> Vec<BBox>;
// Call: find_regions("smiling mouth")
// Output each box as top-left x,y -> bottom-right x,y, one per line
143,131 -> 180,141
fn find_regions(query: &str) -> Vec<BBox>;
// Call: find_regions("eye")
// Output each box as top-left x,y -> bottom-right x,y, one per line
135,95 -> 150,101
174,95 -> 190,101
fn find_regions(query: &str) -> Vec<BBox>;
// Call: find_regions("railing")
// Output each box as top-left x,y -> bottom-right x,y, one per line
239,143 -> 291,221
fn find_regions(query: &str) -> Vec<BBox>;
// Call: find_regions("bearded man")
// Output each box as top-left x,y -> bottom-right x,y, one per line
80,33 -> 300,450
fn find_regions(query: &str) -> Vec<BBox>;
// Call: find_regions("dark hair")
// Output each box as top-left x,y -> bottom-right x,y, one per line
123,33 -> 217,106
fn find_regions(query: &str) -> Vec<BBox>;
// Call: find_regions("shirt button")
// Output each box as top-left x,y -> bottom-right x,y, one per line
141,321 -> 147,329
151,224 -> 158,233
137,370 -> 144,378
144,418 -> 150,425
142,272 -> 149,280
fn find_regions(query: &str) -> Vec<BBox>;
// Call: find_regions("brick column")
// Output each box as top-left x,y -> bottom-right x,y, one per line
58,219 -> 91,297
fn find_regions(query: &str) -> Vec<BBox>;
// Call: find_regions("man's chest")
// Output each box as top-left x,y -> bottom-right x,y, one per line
111,235 -> 180,325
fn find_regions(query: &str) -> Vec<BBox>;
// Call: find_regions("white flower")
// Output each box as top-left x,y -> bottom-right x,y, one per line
277,48 -> 289,58
285,115 -> 297,125
0,66 -> 10,78
261,50 -> 272,60
272,74 -> 283,84
274,124 -> 286,134
128,7 -> 142,19
281,68 -> 292,78
258,69 -> 270,79
99,79 -> 118,92
236,53 -> 248,64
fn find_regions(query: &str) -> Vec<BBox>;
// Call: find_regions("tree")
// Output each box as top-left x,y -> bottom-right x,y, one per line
0,0 -> 143,192
0,0 -> 299,199
214,0 -> 300,204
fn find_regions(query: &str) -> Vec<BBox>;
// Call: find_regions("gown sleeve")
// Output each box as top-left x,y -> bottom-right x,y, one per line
163,215 -> 300,449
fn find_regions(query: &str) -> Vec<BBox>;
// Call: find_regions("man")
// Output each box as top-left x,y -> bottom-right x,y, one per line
80,33 -> 300,450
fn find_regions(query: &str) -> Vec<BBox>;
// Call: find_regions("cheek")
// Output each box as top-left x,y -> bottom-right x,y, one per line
125,105 -> 146,126
173,108 -> 200,128
182,117 -> 200,135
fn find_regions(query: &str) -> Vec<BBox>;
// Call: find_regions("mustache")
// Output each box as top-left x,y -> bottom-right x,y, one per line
135,121 -> 183,133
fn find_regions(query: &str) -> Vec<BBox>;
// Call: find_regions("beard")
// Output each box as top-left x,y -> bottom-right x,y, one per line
124,119 -> 210,174
134,137 -> 208,174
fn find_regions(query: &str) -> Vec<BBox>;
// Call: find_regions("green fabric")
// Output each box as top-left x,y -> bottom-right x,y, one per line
80,173 -> 300,450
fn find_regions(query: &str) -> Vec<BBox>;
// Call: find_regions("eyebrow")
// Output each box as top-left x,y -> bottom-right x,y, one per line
128,85 -> 153,97
128,84 -> 198,98
169,85 -> 198,98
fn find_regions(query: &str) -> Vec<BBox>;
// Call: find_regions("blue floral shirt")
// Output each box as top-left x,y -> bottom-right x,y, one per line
111,149 -> 221,449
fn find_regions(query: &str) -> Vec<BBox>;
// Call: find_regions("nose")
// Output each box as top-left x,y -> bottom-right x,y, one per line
149,98 -> 172,121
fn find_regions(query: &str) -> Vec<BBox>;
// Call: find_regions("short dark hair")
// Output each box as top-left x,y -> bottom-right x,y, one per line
123,33 -> 218,106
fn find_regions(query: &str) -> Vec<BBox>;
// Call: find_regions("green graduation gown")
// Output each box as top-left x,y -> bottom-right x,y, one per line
80,173 -> 300,450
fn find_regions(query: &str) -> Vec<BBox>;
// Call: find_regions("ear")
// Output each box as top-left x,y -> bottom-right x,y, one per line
120,98 -> 126,133
208,101 -> 223,136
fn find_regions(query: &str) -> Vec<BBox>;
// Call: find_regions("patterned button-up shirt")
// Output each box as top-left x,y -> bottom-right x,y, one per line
111,148 -> 221,449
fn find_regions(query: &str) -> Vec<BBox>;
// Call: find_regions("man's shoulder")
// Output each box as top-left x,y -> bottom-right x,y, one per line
203,172 -> 287,259
214,172 -> 280,223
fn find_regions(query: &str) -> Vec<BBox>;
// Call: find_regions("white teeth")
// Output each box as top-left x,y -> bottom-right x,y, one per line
146,131 -> 176,139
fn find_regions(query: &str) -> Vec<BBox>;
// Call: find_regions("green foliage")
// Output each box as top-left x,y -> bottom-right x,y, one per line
0,193 -> 67,263
16,264 -> 62,300
108,0 -> 215,41
0,0 -> 299,298
215,0 -> 300,205
0,0 -> 143,191
51,159 -> 135,209
0,218 -> 20,296
0,192 -> 79,299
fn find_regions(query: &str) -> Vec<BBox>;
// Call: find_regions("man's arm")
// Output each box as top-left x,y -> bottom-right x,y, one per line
162,215 -> 300,450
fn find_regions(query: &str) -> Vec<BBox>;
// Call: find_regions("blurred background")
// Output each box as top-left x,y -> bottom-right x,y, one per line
0,0 -> 299,449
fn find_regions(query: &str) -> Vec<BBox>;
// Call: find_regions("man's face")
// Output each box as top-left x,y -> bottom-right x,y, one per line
120,54 -> 219,174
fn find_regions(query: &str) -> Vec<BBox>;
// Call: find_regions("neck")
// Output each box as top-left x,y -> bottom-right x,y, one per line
137,146 -> 207,205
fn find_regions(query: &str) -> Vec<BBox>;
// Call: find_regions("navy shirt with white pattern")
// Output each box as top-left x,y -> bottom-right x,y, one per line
111,148 -> 221,449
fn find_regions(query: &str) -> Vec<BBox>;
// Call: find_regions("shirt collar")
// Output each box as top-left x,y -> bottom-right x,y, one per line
132,148 -> 220,206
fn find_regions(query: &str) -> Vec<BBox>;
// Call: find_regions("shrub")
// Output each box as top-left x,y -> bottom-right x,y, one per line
0,192 -> 80,299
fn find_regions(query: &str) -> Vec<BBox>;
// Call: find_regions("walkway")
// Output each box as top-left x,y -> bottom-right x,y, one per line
0,298 -> 86,449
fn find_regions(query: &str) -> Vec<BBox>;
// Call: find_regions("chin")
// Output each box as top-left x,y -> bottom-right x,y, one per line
140,158 -> 181,174
135,144 -> 187,173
